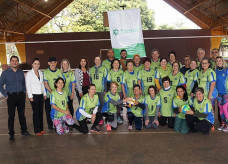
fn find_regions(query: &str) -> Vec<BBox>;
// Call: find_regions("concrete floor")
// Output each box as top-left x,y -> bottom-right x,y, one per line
0,97 -> 228,164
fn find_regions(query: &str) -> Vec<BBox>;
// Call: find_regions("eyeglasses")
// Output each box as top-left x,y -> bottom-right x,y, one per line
202,62 -> 209,65
212,51 -> 218,54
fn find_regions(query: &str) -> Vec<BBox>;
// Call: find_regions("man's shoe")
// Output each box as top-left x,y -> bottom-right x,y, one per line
21,131 -> 31,136
117,117 -> 123,124
90,127 -> 101,133
9,135 -> 14,141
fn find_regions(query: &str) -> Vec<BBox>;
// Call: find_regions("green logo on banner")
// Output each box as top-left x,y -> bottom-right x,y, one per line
113,29 -> 119,36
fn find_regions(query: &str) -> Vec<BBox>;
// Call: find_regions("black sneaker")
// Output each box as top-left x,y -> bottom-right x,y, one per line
21,131 -> 31,136
90,127 -> 101,133
9,135 -> 14,141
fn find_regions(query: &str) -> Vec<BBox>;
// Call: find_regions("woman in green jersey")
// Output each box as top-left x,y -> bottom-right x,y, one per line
173,86 -> 193,134
144,85 -> 160,129
185,60 -> 199,96
72,84 -> 102,134
168,61 -> 186,90
61,59 -> 76,118
107,59 -> 124,123
50,77 -> 74,135
102,82 -> 132,131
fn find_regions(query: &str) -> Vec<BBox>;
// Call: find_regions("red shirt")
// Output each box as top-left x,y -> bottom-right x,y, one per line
82,72 -> 90,86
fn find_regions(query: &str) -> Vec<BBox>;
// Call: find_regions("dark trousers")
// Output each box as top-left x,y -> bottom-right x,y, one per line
7,93 -> 27,135
158,116 -> 175,128
45,98 -> 53,129
185,114 -> 212,134
73,112 -> 102,134
76,86 -> 89,103
103,113 -> 114,122
68,96 -> 74,117
127,112 -> 143,130
30,94 -> 44,133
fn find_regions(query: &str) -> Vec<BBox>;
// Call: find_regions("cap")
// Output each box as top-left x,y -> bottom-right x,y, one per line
48,57 -> 57,62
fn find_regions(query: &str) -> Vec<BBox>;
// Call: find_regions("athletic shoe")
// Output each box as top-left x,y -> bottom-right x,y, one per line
128,125 -> 133,130
40,131 -> 45,134
99,119 -> 104,125
90,127 -> 101,133
106,124 -> 111,132
35,133 -> 42,136
218,125 -> 226,131
117,117 -> 123,124
222,126 -> 228,132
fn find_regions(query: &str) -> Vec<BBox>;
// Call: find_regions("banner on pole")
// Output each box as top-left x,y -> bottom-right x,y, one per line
108,8 -> 146,59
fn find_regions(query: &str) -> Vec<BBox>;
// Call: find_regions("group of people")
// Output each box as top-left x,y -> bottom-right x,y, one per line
0,47 -> 227,141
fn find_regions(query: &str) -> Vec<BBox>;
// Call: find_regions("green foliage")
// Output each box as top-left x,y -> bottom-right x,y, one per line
38,0 -> 155,33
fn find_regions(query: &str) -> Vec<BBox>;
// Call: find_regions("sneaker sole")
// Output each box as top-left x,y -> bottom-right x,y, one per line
90,130 -> 101,133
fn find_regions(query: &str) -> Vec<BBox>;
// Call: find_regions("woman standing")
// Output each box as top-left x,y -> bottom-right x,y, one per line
154,58 -> 172,91
185,60 -> 199,96
61,59 -> 76,117
26,58 -> 46,135
168,61 -> 186,90
167,51 -> 182,70
215,56 -> 228,132
75,57 -> 90,103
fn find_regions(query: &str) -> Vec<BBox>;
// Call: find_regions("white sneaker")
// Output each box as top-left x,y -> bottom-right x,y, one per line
128,125 -> 133,130
222,126 -> 228,132
218,125 -> 225,131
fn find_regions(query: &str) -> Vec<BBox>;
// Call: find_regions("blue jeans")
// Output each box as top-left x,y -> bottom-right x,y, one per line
127,112 -> 143,130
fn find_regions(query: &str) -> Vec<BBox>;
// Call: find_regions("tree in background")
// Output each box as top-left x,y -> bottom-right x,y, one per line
38,0 -> 155,33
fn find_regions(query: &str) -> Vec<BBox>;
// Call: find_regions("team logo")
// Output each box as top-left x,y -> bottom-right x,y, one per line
113,29 -> 119,36
168,94 -> 172,97
223,74 -> 225,77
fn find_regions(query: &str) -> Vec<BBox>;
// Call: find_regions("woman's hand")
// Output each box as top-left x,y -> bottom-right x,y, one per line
79,92 -> 83,98
134,100 -> 139,106
43,96 -> 47,100
145,120 -> 149,126
65,110 -> 71,116
29,97 -> 34,102
153,120 -> 159,126
158,112 -> 161,117
186,110 -> 194,115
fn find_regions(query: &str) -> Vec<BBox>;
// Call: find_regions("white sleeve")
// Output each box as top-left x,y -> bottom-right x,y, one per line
93,106 -> 98,114
40,72 -> 46,96
25,72 -> 33,98
79,109 -> 92,118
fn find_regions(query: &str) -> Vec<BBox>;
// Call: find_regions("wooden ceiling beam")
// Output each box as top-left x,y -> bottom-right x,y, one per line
183,0 -> 209,14
13,0 -> 52,19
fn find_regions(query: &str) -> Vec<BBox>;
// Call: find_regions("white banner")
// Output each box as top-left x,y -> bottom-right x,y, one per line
108,8 -> 146,59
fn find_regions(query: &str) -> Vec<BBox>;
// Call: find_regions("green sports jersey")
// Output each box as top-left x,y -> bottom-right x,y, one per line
107,69 -> 123,93
121,71 -> 138,97
50,90 -> 68,120
128,95 -> 144,117
167,61 -> 182,71
210,59 -> 216,70
150,59 -> 160,71
76,93 -> 100,121
185,69 -> 199,96
102,91 -> 120,113
155,66 -> 172,86
90,65 -> 107,92
133,64 -> 144,74
44,68 -> 64,98
102,59 -> 112,71
159,87 -> 175,117
197,68 -> 217,99
193,97 -> 214,124
62,71 -> 76,96
138,69 -> 155,96
172,96 -> 193,119
144,95 -> 161,116
168,72 -> 186,90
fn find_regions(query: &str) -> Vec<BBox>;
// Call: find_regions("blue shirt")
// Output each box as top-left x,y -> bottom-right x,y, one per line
216,68 -> 228,95
0,67 -> 26,97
